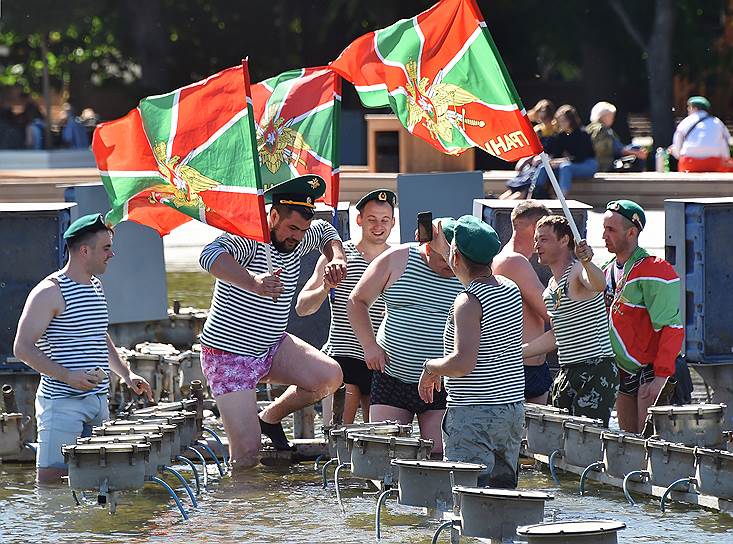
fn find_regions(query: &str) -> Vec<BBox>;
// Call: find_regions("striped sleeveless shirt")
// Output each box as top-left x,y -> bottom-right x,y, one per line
377,244 -> 463,383
322,240 -> 386,360
443,278 -> 525,406
37,273 -> 109,399
544,262 -> 614,366
199,219 -> 339,357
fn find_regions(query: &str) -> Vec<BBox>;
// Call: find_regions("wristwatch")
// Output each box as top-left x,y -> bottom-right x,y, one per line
422,360 -> 434,375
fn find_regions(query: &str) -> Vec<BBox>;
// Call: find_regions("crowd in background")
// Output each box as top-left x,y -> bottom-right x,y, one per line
0,93 -> 97,151
504,95 -> 733,199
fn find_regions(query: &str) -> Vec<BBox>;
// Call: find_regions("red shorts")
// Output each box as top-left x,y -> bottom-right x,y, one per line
200,335 -> 286,397
678,156 -> 733,173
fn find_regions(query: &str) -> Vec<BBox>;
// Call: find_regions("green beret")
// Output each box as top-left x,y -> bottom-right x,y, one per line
263,175 -> 326,208
436,217 -> 457,243
63,213 -> 107,240
355,189 -> 396,211
607,199 -> 646,231
453,215 -> 500,265
687,96 -> 711,111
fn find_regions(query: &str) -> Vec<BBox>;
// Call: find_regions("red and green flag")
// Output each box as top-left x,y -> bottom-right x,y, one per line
92,60 -> 270,241
330,0 -> 542,162
251,67 -> 341,207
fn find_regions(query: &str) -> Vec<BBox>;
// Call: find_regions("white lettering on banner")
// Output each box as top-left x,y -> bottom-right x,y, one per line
485,130 -> 530,156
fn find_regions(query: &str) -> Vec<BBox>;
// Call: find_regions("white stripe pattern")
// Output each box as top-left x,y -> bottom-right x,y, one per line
545,263 -> 614,366
199,219 -> 340,356
444,278 -> 525,406
322,241 -> 386,359
376,245 -> 464,383
37,273 -> 110,399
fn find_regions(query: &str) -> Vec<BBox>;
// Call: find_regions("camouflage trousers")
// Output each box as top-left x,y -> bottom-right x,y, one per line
550,356 -> 619,427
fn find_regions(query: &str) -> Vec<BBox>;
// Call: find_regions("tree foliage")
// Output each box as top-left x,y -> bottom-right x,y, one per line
0,0 -> 730,127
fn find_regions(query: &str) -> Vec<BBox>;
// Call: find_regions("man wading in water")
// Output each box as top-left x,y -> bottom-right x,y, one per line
198,175 -> 347,468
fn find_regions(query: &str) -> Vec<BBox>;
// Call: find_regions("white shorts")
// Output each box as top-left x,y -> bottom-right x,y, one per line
35,394 -> 109,469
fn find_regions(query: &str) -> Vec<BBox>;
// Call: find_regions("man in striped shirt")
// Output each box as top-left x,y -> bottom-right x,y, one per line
296,189 -> 396,425
14,214 -> 153,483
523,215 -> 619,426
348,220 -> 464,456
419,216 -> 526,488
198,176 -> 347,467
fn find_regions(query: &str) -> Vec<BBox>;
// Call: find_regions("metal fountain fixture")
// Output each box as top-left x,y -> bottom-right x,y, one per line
446,486 -> 553,542
648,404 -> 727,447
516,520 -> 626,544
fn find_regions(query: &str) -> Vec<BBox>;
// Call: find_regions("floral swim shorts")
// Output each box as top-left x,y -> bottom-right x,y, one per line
200,335 -> 286,397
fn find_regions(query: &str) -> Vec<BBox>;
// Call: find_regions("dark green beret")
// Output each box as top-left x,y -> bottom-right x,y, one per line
355,189 -> 396,211
263,175 -> 326,208
453,215 -> 500,265
687,96 -> 711,111
607,199 -> 646,231
436,217 -> 457,243
63,213 -> 107,240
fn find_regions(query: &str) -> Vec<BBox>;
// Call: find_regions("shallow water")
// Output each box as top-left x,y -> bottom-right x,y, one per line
2,457 -> 732,543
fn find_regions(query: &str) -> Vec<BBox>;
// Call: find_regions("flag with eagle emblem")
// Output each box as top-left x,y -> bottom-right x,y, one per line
92,60 -> 270,241
251,67 -> 341,207
330,0 -> 542,162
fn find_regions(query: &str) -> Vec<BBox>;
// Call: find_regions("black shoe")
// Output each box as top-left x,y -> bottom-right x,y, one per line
259,415 -> 295,451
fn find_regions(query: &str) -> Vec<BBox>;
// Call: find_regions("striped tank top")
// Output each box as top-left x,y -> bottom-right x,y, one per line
199,220 -> 339,357
544,262 -> 614,366
444,278 -> 526,406
322,240 -> 386,360
37,273 -> 110,399
377,244 -> 464,383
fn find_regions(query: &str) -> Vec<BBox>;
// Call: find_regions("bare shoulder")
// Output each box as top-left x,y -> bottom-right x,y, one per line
494,251 -> 536,282
493,250 -> 529,273
28,278 -> 64,312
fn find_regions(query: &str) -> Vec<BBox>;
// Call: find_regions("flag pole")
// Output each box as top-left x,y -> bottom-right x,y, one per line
539,152 -> 582,243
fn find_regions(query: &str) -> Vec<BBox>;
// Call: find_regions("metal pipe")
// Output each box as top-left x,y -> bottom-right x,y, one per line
2,384 -> 18,413
313,454 -> 324,471
579,461 -> 605,496
334,462 -> 350,515
186,446 -> 209,489
431,520 -> 454,544
622,470 -> 649,506
202,426 -> 229,467
548,449 -> 562,484
660,477 -> 697,513
175,455 -> 201,495
150,476 -> 189,520
321,458 -> 337,489
71,490 -> 80,506
196,441 -> 226,476
374,488 -> 395,540
163,466 -> 198,508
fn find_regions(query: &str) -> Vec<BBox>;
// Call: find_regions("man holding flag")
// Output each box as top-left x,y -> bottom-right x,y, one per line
199,175 -> 347,467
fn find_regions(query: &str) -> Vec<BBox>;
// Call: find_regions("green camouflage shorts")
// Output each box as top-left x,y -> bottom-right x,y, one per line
550,356 -> 619,426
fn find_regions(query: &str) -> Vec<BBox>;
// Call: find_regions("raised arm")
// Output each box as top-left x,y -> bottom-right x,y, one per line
574,240 -> 607,293
296,253 -> 331,317
13,280 -> 97,391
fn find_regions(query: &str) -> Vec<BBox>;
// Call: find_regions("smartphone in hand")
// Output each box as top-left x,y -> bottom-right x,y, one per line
417,211 -> 433,243
85,367 -> 108,384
